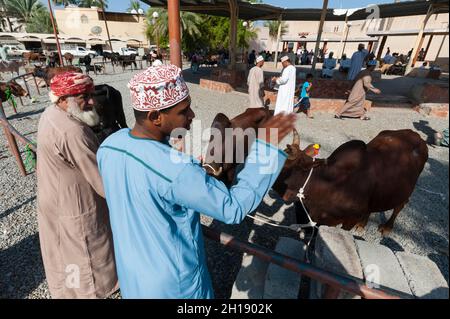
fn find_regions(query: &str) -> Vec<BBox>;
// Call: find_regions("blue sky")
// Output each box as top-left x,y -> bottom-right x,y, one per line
43,0 -> 395,13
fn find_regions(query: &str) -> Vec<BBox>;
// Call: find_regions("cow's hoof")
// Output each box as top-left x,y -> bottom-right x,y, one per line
378,224 -> 392,237
355,225 -> 366,233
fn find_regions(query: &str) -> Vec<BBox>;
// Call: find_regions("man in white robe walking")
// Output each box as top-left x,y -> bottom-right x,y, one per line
272,55 -> 297,115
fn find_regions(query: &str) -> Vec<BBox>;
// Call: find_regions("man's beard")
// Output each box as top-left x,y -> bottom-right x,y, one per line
66,98 -> 100,127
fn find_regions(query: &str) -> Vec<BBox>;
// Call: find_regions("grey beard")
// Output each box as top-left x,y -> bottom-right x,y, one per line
66,100 -> 100,127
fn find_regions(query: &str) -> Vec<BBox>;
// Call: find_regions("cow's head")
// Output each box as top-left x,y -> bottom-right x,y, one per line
203,108 -> 272,186
8,80 -> 28,98
272,129 -> 326,203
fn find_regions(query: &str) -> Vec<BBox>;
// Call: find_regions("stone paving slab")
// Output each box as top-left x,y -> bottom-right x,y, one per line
264,237 -> 307,299
395,252 -> 449,299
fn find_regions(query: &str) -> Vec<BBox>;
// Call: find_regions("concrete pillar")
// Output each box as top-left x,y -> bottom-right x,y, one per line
376,35 -> 388,60
406,4 -> 434,74
423,35 -> 434,61
274,14 -> 283,69
168,0 -> 182,68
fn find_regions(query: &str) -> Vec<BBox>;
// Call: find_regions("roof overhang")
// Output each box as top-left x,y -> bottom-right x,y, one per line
142,0 -> 449,21
367,28 -> 449,37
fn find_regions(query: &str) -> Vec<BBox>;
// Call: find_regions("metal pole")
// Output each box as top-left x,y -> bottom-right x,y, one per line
168,0 -> 182,68
274,14 -> 283,69
47,0 -> 64,67
406,4 -> 433,74
202,226 -> 410,299
312,0 -> 328,72
338,14 -> 349,59
0,102 -> 27,176
228,0 -> 238,70
100,2 -> 115,73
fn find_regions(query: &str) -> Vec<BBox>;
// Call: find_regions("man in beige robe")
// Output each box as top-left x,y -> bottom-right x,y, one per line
335,60 -> 381,120
247,55 -> 265,108
36,71 -> 118,298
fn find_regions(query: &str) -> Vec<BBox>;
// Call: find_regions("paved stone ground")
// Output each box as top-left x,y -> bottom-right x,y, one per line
0,65 -> 448,298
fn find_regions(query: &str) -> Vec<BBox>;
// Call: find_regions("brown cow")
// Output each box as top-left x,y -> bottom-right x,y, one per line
22,52 -> 46,64
0,60 -> 24,76
203,109 -> 428,236
33,65 -> 83,85
272,129 -> 428,235
0,80 -> 28,102
63,53 -> 74,65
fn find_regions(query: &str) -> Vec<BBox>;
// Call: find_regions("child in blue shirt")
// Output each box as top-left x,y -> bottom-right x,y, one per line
295,73 -> 314,119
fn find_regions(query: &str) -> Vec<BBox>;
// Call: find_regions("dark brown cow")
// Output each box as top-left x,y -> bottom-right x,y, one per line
63,53 -> 74,65
203,107 -> 272,186
22,52 -> 46,64
33,66 -> 83,85
0,80 -> 28,102
272,129 -> 428,235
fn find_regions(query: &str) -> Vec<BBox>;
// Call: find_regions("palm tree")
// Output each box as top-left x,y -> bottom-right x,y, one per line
264,20 -> 288,42
0,0 -> 14,32
26,6 -> 53,33
145,8 -> 202,46
3,0 -> 45,23
78,0 -> 108,8
52,0 -> 79,6
127,0 -> 141,13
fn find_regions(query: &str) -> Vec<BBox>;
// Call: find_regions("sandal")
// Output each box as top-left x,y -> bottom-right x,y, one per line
360,116 -> 371,121
334,114 -> 342,119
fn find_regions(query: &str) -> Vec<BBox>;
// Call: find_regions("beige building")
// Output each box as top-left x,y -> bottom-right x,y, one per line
54,6 -> 149,52
251,12 -> 449,68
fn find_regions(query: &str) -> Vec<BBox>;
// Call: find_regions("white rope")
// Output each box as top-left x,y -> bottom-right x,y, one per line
296,158 -> 318,229
246,213 -> 315,233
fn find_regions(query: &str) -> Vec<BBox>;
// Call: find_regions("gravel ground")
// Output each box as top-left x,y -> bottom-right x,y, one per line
0,65 -> 448,299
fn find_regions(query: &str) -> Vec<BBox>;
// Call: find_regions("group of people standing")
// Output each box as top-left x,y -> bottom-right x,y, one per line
247,42 -> 382,121
36,63 -> 297,299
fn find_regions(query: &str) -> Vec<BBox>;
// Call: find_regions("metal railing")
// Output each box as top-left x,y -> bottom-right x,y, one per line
0,100 -> 36,176
202,225 -> 412,299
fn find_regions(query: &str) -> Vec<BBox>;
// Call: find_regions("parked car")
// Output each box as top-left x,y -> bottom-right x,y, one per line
120,47 -> 138,56
61,46 -> 97,58
4,45 -> 30,57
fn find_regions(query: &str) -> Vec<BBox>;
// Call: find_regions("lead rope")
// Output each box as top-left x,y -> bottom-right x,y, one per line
245,159 -> 318,234
296,158 -> 317,229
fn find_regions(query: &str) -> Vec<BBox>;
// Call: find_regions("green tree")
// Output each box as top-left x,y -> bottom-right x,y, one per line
78,0 -> 107,8
145,8 -> 202,51
51,0 -> 79,6
127,0 -> 141,13
264,20 -> 288,42
3,0 -> 45,23
26,6 -> 53,33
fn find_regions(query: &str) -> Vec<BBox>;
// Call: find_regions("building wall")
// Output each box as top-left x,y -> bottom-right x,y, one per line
253,13 -> 449,63
54,7 -> 148,48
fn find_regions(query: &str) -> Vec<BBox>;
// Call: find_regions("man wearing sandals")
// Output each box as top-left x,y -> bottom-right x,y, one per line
335,60 -> 381,121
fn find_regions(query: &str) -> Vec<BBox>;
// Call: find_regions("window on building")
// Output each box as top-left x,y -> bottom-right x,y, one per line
81,15 -> 89,24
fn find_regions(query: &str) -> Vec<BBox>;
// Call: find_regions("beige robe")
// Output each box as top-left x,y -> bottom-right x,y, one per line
247,65 -> 265,108
36,105 -> 118,299
337,70 -> 373,118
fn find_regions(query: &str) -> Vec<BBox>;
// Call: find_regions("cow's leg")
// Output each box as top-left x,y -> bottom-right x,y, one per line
355,215 -> 370,233
378,201 -> 407,236
342,219 -> 357,231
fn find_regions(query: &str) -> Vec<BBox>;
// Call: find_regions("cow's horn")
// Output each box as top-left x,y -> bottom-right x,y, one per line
292,129 -> 300,147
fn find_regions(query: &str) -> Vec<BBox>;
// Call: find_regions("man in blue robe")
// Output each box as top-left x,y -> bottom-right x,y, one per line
97,64 -> 296,299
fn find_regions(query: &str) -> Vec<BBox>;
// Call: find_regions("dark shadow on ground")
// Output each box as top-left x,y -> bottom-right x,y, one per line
413,120 -> 439,145
0,195 -> 36,220
7,108 -> 44,121
0,233 -> 46,298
